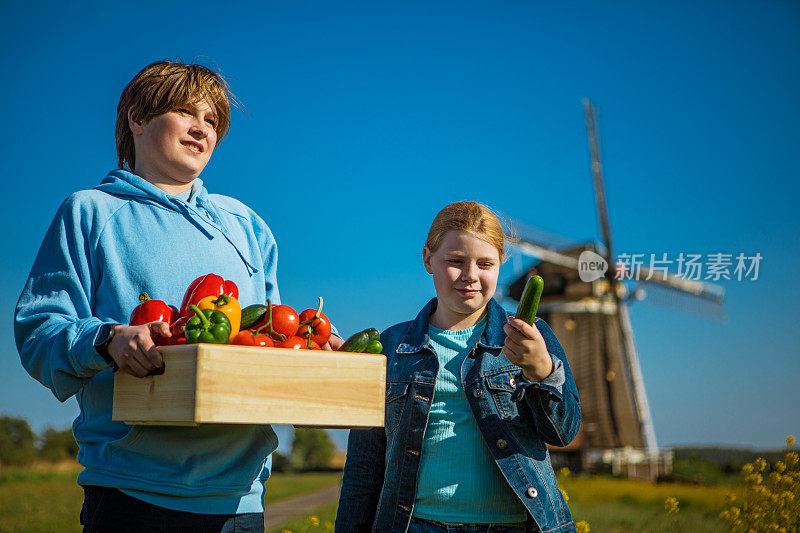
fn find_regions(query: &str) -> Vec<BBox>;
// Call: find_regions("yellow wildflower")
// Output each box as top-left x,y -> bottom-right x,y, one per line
560,487 -> 569,502
754,457 -> 767,472
558,466 -> 571,478
785,451 -> 798,468
308,516 -> 320,527
664,496 -> 679,514
787,435 -> 795,447
324,521 -> 334,531
575,520 -> 590,533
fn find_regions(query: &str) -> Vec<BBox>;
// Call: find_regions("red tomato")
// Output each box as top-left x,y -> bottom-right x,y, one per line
254,303 -> 299,342
277,335 -> 319,350
271,305 -> 300,338
297,310 -> 331,347
296,297 -> 332,347
232,330 -> 274,347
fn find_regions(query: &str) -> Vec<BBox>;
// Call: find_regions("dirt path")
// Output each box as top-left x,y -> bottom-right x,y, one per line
264,483 -> 341,530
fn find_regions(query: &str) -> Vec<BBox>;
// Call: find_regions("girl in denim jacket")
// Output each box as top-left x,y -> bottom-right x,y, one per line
337,202 -> 581,533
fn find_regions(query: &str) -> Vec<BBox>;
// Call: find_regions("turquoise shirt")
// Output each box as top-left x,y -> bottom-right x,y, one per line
413,317 -> 527,523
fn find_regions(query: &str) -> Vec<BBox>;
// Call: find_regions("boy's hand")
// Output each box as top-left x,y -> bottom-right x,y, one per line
322,334 -> 344,351
108,322 -> 171,377
502,317 -> 553,382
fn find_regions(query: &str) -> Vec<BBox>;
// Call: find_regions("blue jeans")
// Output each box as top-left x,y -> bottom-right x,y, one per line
80,486 -> 264,532
409,516 -> 538,533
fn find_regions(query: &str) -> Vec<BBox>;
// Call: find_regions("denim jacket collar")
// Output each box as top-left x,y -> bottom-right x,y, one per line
396,297 -> 509,354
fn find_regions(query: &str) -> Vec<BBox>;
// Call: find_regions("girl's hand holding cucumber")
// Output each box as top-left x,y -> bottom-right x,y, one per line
503,318 -> 553,382
503,275 -> 554,382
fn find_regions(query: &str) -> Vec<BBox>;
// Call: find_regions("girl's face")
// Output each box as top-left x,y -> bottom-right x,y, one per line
423,230 -> 501,330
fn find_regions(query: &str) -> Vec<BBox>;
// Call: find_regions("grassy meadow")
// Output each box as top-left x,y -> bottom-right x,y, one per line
0,462 -> 758,533
559,475 -> 734,532
0,462 -> 341,533
268,474 -> 738,533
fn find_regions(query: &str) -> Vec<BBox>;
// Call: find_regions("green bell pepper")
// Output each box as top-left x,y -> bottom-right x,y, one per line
185,304 -> 231,344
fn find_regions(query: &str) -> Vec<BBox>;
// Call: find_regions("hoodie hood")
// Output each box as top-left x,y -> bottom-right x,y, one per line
95,169 -> 259,274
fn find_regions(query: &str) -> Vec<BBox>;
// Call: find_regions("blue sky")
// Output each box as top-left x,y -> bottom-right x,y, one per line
1,1 -> 798,452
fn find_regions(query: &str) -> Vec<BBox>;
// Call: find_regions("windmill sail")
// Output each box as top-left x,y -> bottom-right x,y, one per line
584,99 -> 658,452
498,100 -> 724,478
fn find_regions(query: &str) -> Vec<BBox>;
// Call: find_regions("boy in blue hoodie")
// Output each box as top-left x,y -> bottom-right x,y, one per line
14,60 -> 333,532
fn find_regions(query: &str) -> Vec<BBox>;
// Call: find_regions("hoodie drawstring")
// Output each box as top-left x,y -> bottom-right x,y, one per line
96,170 -> 261,276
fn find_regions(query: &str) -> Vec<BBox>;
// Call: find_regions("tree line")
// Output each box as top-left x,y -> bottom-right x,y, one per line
0,415 -> 78,465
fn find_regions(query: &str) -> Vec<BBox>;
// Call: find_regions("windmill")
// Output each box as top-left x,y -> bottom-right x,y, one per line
500,100 -> 725,479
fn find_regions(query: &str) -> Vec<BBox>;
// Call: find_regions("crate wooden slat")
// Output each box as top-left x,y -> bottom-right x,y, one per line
112,344 -> 386,427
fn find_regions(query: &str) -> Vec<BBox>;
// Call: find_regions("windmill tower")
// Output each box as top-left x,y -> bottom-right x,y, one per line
501,100 -> 724,479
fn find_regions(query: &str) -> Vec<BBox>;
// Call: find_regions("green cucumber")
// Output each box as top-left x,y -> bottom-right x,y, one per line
516,275 -> 544,325
364,339 -> 383,354
340,329 -> 371,353
240,304 -> 268,330
340,327 -> 382,353
365,328 -> 380,343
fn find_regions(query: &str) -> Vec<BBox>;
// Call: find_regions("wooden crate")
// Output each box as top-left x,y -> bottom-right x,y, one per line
112,344 -> 386,427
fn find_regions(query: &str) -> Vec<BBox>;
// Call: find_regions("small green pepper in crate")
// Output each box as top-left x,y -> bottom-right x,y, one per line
185,304 -> 231,344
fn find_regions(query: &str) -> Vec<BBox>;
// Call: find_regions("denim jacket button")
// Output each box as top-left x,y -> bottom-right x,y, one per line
496,439 -> 508,450
509,376 -> 516,387
474,389 -> 483,398
526,487 -> 538,498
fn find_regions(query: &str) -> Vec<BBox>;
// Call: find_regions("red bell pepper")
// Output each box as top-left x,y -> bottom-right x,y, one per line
179,274 -> 238,317
165,315 -> 189,345
129,293 -> 172,326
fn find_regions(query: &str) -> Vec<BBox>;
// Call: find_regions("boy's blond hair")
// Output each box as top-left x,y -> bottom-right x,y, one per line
425,201 -> 509,260
115,60 -> 237,170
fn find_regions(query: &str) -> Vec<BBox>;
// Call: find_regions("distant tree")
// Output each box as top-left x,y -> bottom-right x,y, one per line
0,416 -> 37,465
270,450 -> 290,473
38,426 -> 78,462
290,428 -> 335,471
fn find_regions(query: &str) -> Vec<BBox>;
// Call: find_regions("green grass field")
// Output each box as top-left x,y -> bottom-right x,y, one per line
560,476 -> 734,532
269,475 -> 736,533
0,463 -> 341,533
1,463 -> 737,533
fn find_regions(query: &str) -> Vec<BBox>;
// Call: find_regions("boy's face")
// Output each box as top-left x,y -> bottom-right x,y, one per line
130,98 -> 219,189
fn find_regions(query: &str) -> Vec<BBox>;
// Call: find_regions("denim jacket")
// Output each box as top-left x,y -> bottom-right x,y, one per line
336,298 -> 581,533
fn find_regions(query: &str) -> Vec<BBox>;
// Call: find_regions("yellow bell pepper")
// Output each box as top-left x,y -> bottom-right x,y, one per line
198,294 -> 241,342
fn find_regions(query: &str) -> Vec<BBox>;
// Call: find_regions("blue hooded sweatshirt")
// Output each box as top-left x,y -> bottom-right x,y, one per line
15,169 -> 281,514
